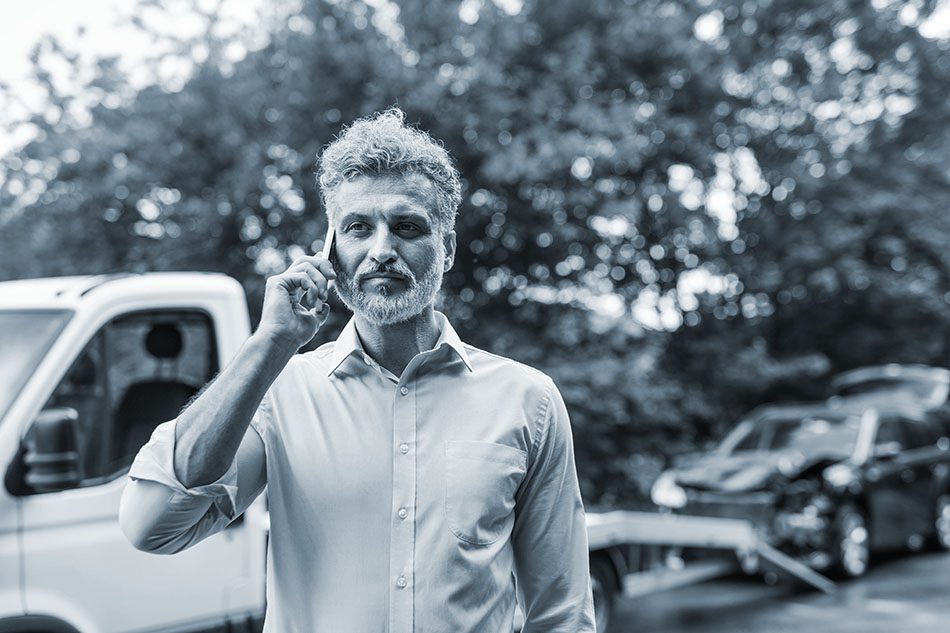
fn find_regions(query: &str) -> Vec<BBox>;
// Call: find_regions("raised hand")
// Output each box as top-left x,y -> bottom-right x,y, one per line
257,255 -> 337,351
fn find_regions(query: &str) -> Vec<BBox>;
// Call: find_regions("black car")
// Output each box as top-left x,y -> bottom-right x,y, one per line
651,397 -> 950,578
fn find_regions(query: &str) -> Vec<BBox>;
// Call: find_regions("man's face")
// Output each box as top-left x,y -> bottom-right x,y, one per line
328,173 -> 456,326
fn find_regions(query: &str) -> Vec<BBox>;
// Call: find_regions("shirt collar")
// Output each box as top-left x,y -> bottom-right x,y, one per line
327,311 -> 472,376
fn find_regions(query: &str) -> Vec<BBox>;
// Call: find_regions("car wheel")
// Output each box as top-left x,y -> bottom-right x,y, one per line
832,504 -> 870,579
590,555 -> 617,633
933,494 -> 950,550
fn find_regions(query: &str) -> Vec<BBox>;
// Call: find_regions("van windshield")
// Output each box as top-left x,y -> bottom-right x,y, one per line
0,310 -> 73,423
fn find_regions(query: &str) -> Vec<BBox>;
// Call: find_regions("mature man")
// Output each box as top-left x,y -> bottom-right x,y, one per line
119,108 -> 596,632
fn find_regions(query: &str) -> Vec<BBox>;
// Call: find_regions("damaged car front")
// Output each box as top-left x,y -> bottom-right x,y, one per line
652,404 -> 871,576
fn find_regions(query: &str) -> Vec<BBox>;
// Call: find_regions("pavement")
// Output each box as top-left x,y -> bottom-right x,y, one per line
608,550 -> 950,633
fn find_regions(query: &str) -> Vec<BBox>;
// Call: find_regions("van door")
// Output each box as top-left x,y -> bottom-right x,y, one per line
16,310 -> 261,633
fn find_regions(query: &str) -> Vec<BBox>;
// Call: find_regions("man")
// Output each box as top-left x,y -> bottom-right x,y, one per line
119,108 -> 596,632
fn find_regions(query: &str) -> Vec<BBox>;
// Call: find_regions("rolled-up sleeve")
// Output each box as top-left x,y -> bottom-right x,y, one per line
512,381 -> 596,632
119,400 -> 269,554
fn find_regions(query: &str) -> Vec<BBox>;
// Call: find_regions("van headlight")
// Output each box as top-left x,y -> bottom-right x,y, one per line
651,472 -> 688,509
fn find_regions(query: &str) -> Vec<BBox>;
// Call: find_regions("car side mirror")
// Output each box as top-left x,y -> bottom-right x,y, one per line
23,407 -> 82,493
873,441 -> 902,460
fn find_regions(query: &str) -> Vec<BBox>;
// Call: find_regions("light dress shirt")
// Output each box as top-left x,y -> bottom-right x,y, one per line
121,311 -> 596,632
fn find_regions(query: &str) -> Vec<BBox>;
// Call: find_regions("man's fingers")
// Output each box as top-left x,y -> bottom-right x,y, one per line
279,272 -> 329,314
306,284 -> 324,310
315,300 -> 331,325
289,255 -> 336,281
287,260 -> 330,299
314,257 -> 337,281
278,271 -> 315,298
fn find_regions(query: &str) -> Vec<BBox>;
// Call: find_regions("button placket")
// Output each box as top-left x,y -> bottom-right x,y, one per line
389,379 -> 416,632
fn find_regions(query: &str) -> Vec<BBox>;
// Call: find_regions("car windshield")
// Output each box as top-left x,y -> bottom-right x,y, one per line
722,412 -> 862,459
0,310 -> 73,423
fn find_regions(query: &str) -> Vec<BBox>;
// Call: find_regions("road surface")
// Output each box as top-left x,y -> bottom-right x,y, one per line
609,550 -> 950,633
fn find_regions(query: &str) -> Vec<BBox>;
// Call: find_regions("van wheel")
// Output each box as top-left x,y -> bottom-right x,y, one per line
590,555 -> 617,633
832,504 -> 870,579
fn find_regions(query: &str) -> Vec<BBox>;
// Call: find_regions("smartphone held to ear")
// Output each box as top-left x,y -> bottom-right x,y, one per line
322,225 -> 335,261
313,225 -> 334,319
293,224 -> 334,318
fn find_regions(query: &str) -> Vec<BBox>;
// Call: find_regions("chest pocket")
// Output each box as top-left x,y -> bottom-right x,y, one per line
444,440 -> 528,546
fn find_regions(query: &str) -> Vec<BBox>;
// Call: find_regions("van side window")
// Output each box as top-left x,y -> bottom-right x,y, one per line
42,310 -> 218,486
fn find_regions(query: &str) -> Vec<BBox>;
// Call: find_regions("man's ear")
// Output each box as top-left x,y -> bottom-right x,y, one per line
443,230 -> 457,272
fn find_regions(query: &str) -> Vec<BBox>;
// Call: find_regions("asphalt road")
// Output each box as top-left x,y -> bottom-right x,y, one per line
608,550 -> 950,633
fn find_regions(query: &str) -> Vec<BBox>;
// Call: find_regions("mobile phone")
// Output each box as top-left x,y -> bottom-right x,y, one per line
293,226 -> 335,315
316,225 -> 335,318
322,224 -> 335,260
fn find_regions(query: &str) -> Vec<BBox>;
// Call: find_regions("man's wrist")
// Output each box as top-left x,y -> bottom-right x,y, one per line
251,327 -> 301,360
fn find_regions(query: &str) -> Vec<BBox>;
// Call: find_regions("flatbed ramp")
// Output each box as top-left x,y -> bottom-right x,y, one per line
587,510 -> 835,596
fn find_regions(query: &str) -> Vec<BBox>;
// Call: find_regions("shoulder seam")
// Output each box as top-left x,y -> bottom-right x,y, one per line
531,378 -> 556,463
296,342 -> 335,365
461,343 -> 552,382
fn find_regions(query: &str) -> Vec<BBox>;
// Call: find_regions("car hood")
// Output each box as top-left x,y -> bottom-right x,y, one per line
671,451 -> 838,493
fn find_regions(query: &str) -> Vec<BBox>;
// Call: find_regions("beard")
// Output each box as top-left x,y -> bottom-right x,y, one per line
332,246 -> 445,326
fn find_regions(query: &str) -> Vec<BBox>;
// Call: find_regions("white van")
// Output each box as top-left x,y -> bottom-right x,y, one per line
0,273 -> 267,633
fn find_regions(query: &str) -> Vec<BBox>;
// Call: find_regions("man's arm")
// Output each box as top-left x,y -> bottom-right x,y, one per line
119,415 -> 266,553
118,331 -> 288,553
119,255 -> 335,552
171,330 -> 296,488
511,381 -> 596,633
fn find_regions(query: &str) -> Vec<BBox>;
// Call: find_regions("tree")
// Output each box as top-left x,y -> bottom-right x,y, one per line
2,0 -> 948,505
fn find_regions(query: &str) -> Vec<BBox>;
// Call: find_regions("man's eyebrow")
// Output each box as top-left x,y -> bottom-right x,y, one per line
339,209 -> 432,226
339,211 -> 371,225
391,211 -> 431,225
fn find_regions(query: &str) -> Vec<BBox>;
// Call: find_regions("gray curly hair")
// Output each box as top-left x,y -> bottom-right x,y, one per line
317,108 -> 462,234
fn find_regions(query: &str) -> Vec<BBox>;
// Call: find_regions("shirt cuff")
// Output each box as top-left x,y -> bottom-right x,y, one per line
128,419 -> 239,518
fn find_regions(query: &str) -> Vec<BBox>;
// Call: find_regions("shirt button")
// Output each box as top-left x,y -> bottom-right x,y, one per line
399,443 -> 409,454
396,575 -> 407,588
399,386 -> 409,395
397,507 -> 408,519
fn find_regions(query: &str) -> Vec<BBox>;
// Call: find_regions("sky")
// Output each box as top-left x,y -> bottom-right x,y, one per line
0,0 -> 272,81
0,0 -> 270,155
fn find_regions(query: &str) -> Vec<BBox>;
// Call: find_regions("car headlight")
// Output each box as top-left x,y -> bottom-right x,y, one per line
823,463 -> 856,489
651,472 -> 687,509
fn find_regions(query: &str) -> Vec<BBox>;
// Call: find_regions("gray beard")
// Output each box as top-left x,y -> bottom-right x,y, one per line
333,250 -> 445,326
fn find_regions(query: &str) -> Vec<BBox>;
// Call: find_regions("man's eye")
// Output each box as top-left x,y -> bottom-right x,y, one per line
346,222 -> 370,232
396,223 -> 422,234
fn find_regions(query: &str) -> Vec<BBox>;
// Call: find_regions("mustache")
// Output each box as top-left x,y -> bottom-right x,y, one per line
353,262 -> 415,283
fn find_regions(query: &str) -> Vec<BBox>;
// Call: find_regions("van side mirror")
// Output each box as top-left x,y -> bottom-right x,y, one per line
23,407 -> 82,493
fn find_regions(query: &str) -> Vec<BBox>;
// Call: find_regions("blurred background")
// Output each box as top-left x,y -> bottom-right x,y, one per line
2,0 -> 950,629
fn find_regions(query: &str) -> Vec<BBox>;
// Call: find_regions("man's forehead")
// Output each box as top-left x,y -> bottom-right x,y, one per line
332,173 -> 436,217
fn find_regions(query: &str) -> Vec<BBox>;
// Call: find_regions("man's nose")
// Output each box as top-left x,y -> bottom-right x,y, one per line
368,227 -> 398,265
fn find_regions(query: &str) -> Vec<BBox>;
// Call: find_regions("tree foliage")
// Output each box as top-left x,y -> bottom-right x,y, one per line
2,0 -> 949,506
